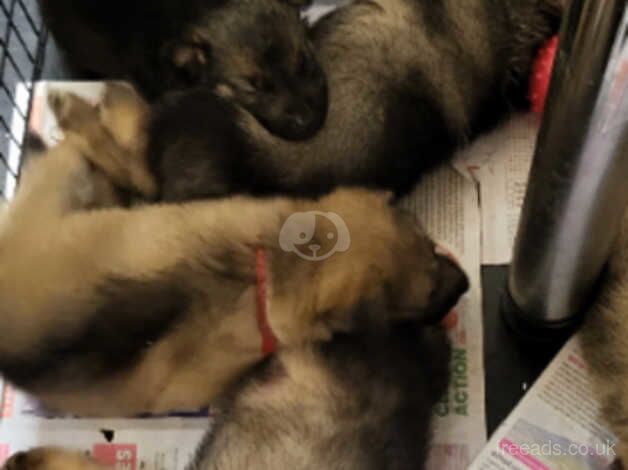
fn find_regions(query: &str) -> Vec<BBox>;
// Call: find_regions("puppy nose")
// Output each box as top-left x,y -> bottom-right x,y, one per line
281,101 -> 324,140
422,255 -> 469,324
309,244 -> 321,253
432,255 -> 469,308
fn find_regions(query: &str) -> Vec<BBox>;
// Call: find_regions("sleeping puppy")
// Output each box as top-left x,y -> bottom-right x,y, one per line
0,85 -> 468,417
37,0 -> 328,140
2,321 -> 451,470
580,210 -> 628,468
143,0 -> 563,200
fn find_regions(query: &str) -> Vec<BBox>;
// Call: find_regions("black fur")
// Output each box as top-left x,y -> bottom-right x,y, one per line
148,79 -> 457,200
38,0 -> 328,140
189,321 -> 451,470
367,75 -> 458,195
146,0 -> 562,201
317,323 -> 451,458
38,0 -> 211,94
19,131 -> 48,168
147,91 -> 254,201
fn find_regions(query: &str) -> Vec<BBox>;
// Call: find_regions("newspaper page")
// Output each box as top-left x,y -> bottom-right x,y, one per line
402,165 -> 487,469
453,114 -> 539,265
0,82 -> 486,469
469,335 -> 617,470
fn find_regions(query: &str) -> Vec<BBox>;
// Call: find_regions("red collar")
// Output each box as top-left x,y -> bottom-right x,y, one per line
255,248 -> 277,355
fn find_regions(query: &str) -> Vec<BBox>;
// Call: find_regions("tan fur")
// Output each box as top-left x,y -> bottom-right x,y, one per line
48,83 -> 155,198
244,0 -> 498,164
581,211 -> 628,465
2,448 -> 108,470
0,86 -> 459,416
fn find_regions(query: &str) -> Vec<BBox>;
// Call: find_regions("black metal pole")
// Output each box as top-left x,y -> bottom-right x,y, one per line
504,0 -> 628,339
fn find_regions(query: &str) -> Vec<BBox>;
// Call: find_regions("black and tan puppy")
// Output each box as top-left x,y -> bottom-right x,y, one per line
0,85 -> 467,417
142,0 -> 563,200
2,321 -> 451,470
38,0 -> 328,140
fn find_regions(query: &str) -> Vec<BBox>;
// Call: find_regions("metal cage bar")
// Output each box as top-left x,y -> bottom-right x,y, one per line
0,0 -> 47,200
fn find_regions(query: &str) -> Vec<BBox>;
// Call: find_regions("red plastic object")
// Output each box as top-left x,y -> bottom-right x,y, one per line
529,35 -> 559,115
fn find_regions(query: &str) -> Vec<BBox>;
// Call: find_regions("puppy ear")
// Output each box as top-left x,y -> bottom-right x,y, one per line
163,42 -> 212,85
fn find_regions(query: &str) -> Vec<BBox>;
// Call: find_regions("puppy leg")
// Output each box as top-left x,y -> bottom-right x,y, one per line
48,85 -> 156,198
5,140 -> 120,231
2,448 -> 108,470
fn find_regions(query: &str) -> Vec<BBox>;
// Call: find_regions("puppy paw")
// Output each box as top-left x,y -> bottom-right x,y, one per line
48,90 -> 94,131
47,85 -> 156,199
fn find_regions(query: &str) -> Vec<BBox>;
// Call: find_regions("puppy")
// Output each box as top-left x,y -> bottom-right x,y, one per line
0,86 -> 468,416
144,0 -> 562,200
2,321 -> 451,470
38,0 -> 328,140
579,211 -> 628,468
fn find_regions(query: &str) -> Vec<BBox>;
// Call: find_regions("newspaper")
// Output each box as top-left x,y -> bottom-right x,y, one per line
0,353 -> 208,469
402,167 -> 487,468
469,335 -> 617,470
453,114 -> 539,265
0,81 -> 487,469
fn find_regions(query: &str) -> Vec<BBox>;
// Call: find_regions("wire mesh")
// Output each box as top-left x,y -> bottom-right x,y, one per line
0,0 -> 47,201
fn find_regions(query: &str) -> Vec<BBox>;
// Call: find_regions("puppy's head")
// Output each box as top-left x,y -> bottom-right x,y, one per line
289,190 -> 469,325
163,0 -> 327,140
